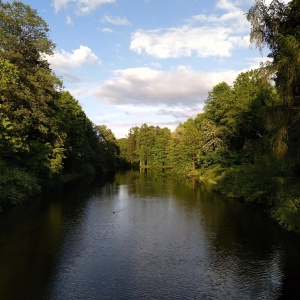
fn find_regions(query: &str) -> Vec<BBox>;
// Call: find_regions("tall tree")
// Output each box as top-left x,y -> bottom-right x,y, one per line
0,0 -> 55,67
247,0 -> 300,162
167,119 -> 201,172
0,1 -> 63,176
152,127 -> 171,167
95,125 -> 120,169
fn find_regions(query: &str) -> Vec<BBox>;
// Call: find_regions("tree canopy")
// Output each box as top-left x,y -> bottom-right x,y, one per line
247,0 -> 300,161
0,1 -> 120,207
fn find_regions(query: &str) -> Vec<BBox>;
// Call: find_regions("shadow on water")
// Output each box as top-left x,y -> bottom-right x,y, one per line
0,173 -> 111,300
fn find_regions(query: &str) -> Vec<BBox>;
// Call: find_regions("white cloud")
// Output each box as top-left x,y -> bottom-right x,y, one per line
188,7 -> 249,33
156,107 -> 201,120
66,15 -> 73,25
92,67 -> 238,106
101,14 -> 130,26
100,27 -> 113,33
264,0 -> 291,4
130,25 -> 250,59
130,0 -> 251,59
53,0 -> 69,11
53,0 -> 115,15
216,0 -> 238,11
46,45 -> 100,73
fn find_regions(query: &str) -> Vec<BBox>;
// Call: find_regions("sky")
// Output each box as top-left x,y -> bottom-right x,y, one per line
12,0 -> 291,138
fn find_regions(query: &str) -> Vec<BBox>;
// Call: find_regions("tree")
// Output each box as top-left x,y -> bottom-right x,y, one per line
95,125 -> 120,169
135,124 -> 156,167
152,127 -> 171,166
167,119 -> 201,172
247,0 -> 300,162
0,1 -> 63,176
204,82 -> 233,127
0,0 -> 55,67
123,127 -> 140,165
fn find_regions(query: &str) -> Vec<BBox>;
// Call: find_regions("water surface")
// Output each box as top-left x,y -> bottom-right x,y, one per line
0,170 -> 300,299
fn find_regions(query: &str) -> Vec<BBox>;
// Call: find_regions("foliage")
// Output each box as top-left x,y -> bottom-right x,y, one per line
0,1 -> 121,207
0,160 -> 40,208
167,119 -> 201,172
118,124 -> 171,168
0,1 -> 63,177
247,0 -> 300,162
95,125 -> 122,169
271,189 -> 300,234
214,164 -> 280,205
198,165 -> 226,186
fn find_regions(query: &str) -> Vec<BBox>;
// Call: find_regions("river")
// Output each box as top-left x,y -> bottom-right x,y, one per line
0,170 -> 300,299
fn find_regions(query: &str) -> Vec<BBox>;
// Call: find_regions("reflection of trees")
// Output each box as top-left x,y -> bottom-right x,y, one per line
112,170 -> 298,298
197,188 -> 287,298
0,196 -> 64,299
0,175 -> 109,300
113,169 -> 198,200
100,170 -> 300,299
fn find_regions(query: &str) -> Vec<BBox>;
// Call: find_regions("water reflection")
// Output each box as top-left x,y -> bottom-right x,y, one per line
0,170 -> 299,299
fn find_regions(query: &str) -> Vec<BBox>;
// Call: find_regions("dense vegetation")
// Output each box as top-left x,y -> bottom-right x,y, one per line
117,0 -> 300,234
0,1 -> 122,209
1,0 -> 300,234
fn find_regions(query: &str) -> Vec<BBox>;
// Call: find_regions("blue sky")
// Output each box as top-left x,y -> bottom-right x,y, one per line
15,0 -> 290,138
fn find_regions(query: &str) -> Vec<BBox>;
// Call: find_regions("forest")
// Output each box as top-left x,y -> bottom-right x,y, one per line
1,1 -> 300,233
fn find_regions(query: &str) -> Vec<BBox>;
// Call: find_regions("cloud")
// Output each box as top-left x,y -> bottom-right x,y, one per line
53,0 -> 115,15
216,0 -> 238,11
92,67 -> 238,107
156,108 -> 201,120
66,15 -> 73,25
264,0 -> 291,4
91,105 -> 195,138
188,1 -> 249,33
130,0 -> 251,59
101,14 -> 130,26
100,27 -> 113,33
46,45 -> 100,73
130,26 -> 250,59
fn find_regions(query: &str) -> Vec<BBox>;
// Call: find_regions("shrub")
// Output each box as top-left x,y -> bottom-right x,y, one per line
271,190 -> 300,234
214,164 -> 280,205
0,161 -> 41,208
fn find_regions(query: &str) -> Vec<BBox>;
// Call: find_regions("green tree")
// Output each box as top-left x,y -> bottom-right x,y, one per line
54,91 -> 102,174
126,127 -> 140,164
247,0 -> 300,162
204,82 -> 233,127
135,124 -> 157,167
95,125 -> 120,169
0,1 -> 63,176
0,0 -> 55,67
167,119 -> 201,172
152,127 -> 171,166
203,71 -> 275,161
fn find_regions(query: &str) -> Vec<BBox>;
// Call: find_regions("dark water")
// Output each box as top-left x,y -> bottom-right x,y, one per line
0,170 -> 300,300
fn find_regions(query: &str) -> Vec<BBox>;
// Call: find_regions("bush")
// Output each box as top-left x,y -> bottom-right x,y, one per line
214,164 -> 280,205
199,165 -> 226,186
0,161 -> 41,208
271,190 -> 300,234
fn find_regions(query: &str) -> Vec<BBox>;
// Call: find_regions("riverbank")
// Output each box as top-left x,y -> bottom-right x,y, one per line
198,164 -> 300,235
0,160 -> 100,211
